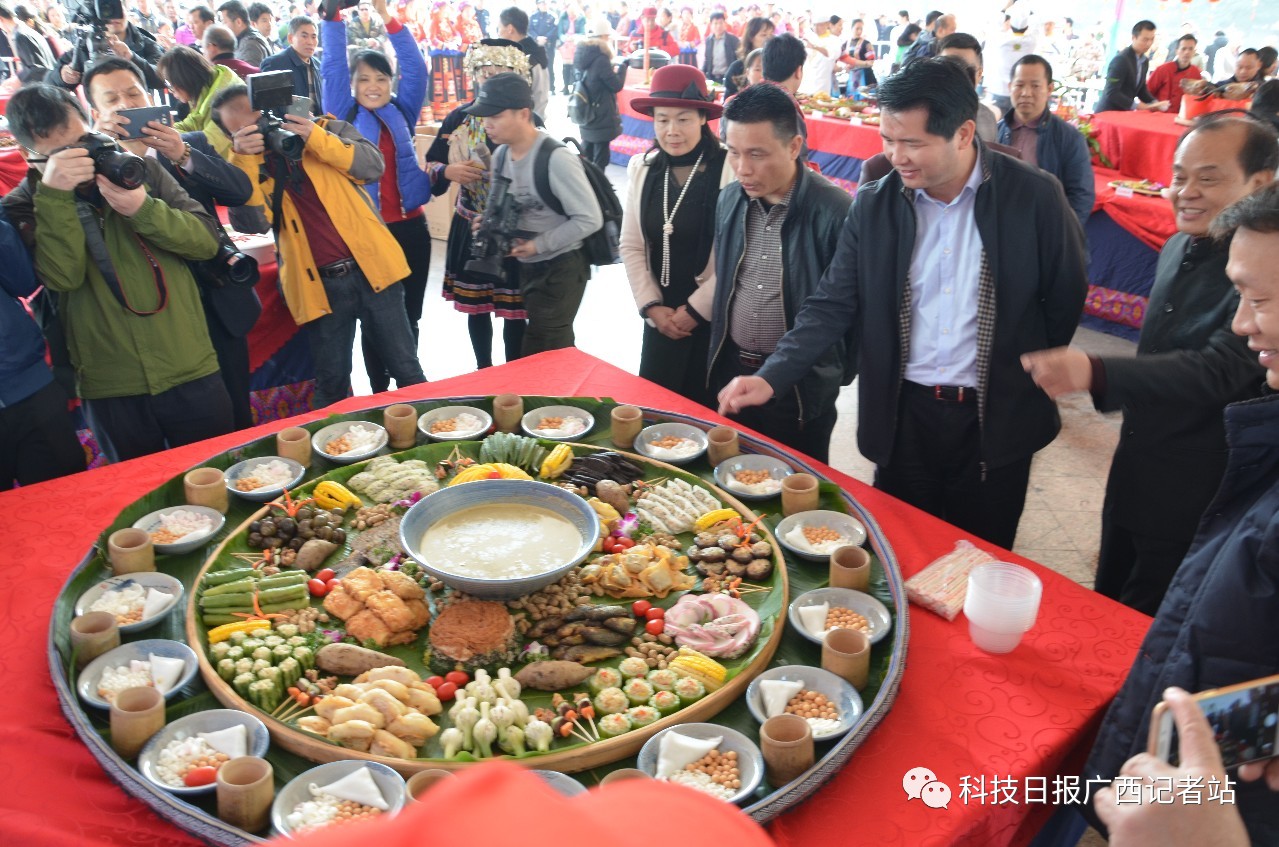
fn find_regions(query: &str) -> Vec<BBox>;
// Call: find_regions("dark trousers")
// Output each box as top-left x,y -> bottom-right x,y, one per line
710,341 -> 839,464
206,315 -> 254,430
1094,519 -> 1191,616
468,313 -> 526,368
873,381 -> 1032,549
85,371 -> 235,464
0,380 -> 86,490
363,216 -> 432,392
562,60 -> 577,92
518,248 -> 589,356
580,139 -> 613,171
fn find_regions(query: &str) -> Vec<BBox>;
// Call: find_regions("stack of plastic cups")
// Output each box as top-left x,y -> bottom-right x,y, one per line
963,563 -> 1043,654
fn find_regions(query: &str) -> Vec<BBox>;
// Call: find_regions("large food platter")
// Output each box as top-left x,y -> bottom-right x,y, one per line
48,396 -> 908,845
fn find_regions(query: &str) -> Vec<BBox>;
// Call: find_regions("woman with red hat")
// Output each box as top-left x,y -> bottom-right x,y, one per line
620,63 -> 733,404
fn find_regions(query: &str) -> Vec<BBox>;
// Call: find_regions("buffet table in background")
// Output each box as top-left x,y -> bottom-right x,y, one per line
1,349 -> 1151,847
1089,111 -> 1184,187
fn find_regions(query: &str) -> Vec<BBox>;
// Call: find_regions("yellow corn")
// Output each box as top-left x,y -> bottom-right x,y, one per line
207,620 -> 274,643
539,444 -> 574,479
669,647 -> 727,690
313,481 -> 362,511
449,463 -> 533,485
694,509 -> 741,531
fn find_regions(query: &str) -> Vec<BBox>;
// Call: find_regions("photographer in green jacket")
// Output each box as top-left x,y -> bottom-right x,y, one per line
2,84 -> 234,463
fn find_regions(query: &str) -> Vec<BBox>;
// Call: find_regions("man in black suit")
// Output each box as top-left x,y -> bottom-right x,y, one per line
0,3 -> 53,83
701,11 -> 739,84
84,57 -> 266,430
1097,20 -> 1171,113
259,16 -> 323,115
1021,116 -> 1274,614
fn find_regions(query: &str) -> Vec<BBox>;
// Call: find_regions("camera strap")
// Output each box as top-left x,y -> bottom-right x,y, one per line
75,198 -> 169,316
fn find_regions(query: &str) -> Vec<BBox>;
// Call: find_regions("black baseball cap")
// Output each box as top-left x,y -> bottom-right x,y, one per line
464,73 -> 534,116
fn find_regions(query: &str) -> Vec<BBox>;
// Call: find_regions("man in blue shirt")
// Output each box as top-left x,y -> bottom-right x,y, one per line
719,58 -> 1087,548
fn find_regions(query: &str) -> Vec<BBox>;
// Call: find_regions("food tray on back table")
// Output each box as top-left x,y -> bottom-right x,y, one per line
48,396 -> 908,845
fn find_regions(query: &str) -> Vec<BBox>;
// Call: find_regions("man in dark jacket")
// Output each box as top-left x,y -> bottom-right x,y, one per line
56,13 -> 165,91
997,54 -> 1094,229
701,12 -> 739,84
83,57 -> 265,432
259,16 -> 323,115
203,23 -> 260,79
1079,180 -> 1279,846
1021,116 -> 1274,614
217,0 -> 271,66
720,58 -> 1087,548
708,82 -> 853,464
1097,20 -> 1170,113
0,3 -> 54,83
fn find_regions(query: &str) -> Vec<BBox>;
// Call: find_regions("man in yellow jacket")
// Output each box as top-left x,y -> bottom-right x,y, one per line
212,83 -> 425,407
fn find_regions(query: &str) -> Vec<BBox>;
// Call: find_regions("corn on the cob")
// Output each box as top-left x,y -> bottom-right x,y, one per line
669,647 -> 727,691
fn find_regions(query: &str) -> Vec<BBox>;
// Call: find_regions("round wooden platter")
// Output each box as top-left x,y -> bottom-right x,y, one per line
186,444 -> 789,776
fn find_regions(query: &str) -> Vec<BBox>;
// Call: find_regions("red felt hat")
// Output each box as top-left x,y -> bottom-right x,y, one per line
641,6 -> 659,17
631,64 -> 723,119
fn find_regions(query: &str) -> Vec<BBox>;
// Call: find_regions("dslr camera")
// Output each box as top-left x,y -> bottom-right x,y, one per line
80,131 -> 146,189
247,71 -> 305,162
66,0 -> 124,66
465,173 -> 522,284
191,230 -> 259,290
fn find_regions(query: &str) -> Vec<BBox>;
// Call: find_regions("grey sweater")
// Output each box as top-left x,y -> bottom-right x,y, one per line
498,133 -> 603,263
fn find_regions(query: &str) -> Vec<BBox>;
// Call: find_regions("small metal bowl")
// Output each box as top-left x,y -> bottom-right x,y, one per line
272,760 -> 406,837
224,456 -> 306,502
713,455 -> 793,500
311,421 -> 388,465
74,572 -> 184,634
745,664 -> 863,739
632,422 -> 710,466
530,769 -> 587,797
131,506 -> 225,555
774,510 -> 868,562
76,639 -> 199,709
137,710 -> 270,795
520,405 -> 594,441
417,405 -> 492,441
789,586 -> 893,645
637,723 -> 764,805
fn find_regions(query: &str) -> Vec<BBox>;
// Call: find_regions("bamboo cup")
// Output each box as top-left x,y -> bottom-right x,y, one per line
822,627 -> 871,691
184,467 -> 229,514
384,404 -> 418,450
781,473 -> 820,516
107,528 -> 155,575
599,768 -> 652,786
406,769 -> 456,801
216,756 -> 274,832
492,394 -> 524,433
276,426 -> 312,468
706,426 -> 740,465
109,686 -> 165,759
830,545 -> 871,592
760,713 -> 815,787
610,405 -> 643,449
70,611 -> 120,670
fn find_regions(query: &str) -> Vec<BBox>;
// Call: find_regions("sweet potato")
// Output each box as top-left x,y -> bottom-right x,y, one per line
316,643 -> 407,677
295,538 -> 339,572
514,660 -> 595,691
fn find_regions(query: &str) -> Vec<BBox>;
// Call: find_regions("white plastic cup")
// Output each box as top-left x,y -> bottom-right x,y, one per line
963,563 -> 1042,654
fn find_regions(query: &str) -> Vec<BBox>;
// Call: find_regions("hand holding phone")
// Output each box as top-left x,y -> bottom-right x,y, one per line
286,96 -> 313,119
114,106 -> 172,140
1150,675 -> 1279,768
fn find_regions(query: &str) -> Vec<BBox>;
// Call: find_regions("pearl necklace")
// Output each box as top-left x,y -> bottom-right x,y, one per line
659,150 -> 704,288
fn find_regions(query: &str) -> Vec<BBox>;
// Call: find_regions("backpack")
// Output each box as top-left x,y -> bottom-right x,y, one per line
532,137 -> 622,268
567,77 -> 597,126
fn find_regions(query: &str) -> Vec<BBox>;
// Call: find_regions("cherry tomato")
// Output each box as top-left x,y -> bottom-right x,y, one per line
445,670 -> 470,686
425,675 -> 445,689
315,568 -> 335,583
325,578 -> 340,592
616,536 -> 636,549
435,681 -> 458,701
632,600 -> 652,617
307,578 -> 329,597
184,766 -> 218,787
645,619 -> 665,635
645,607 -> 665,621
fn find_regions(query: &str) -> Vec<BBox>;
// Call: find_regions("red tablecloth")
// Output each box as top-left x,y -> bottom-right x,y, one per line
0,145 -> 26,193
0,349 -> 1151,846
1090,111 -> 1185,187
1091,167 -> 1177,252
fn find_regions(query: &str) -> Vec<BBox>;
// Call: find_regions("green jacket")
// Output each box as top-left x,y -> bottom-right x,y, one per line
20,158 -> 221,400
174,63 -> 239,156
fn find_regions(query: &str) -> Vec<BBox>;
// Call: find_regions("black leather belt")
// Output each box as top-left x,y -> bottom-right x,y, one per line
905,381 -> 976,403
738,350 -> 767,369
317,258 -> 358,279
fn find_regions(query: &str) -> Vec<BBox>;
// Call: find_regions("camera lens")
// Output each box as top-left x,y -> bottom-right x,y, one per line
92,147 -> 146,190
223,250 -> 259,286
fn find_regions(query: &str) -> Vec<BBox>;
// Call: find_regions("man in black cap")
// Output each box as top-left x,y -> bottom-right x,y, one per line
467,73 -> 603,355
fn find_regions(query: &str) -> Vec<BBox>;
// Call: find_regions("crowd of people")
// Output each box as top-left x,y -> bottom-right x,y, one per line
1,3 -> 1279,838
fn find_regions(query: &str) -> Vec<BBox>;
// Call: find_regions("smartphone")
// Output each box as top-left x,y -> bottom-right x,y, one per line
115,106 -> 172,139
286,96 -> 313,119
1149,674 -> 1279,768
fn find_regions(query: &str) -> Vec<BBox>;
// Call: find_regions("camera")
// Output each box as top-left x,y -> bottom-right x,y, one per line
247,71 -> 305,161
67,0 -> 124,65
192,232 -> 259,290
80,131 -> 146,190
465,173 -> 522,284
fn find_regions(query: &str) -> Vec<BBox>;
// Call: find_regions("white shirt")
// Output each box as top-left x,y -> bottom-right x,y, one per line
988,32 -> 1038,96
903,157 -> 985,388
798,32 -> 842,94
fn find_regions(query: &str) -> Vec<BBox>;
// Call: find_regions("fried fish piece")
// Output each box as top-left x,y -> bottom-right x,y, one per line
341,566 -> 384,603
345,608 -> 395,647
379,569 -> 426,601
365,591 -> 414,632
322,585 -> 363,620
